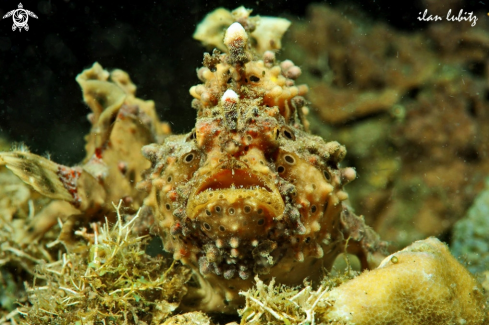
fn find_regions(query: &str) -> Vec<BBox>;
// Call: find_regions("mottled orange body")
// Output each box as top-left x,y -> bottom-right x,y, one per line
141,19 -> 384,313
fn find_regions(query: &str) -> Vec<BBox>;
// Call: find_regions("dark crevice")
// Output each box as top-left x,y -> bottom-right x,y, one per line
466,61 -> 485,78
309,67 -> 324,79
405,87 -> 421,100
457,147 -> 480,163
437,228 -> 452,246
335,110 -> 387,127
484,90 -> 489,102
209,312 -> 241,324
467,100 -> 477,118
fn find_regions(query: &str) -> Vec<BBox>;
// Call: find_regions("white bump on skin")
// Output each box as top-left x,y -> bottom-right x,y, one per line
229,237 -> 240,248
311,221 -> 321,232
224,22 -> 248,49
342,167 -> 357,183
216,239 -> 224,248
315,244 -> 324,258
285,66 -> 302,79
221,89 -> 239,105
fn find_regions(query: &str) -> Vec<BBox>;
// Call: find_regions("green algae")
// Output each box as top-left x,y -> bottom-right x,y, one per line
452,178 -> 489,275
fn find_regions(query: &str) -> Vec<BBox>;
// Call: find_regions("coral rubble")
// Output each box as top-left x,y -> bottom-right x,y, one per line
239,238 -> 487,325
0,63 -> 170,242
23,203 -> 190,325
0,63 -> 172,324
0,160 -> 60,323
162,311 -> 212,325
194,6 -> 291,55
283,3 -> 489,250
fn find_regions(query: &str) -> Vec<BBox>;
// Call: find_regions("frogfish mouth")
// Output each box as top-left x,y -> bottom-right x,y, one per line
140,15 -> 386,313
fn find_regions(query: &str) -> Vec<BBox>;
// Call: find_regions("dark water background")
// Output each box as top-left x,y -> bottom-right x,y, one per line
0,0 -> 485,165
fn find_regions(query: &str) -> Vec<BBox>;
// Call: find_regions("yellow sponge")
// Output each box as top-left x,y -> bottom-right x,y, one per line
325,237 -> 487,324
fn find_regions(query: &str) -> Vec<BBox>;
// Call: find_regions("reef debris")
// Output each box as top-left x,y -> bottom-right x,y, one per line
22,202 -> 190,325
193,6 -> 291,54
239,237 -> 487,325
0,63 -> 170,244
161,311 -> 212,325
283,3 -> 489,250
0,64 -> 171,324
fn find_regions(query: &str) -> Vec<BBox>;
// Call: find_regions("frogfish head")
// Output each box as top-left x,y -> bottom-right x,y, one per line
140,18 -> 357,312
